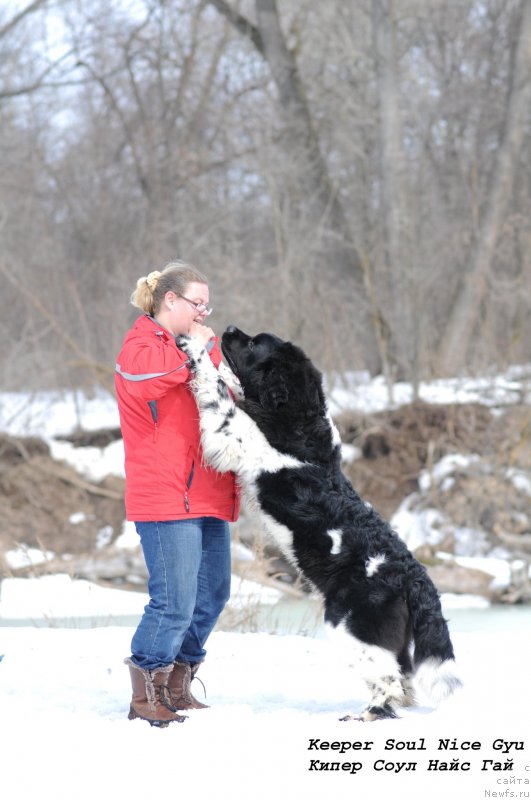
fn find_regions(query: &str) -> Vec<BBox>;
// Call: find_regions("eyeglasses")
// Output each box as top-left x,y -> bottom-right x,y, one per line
178,295 -> 213,316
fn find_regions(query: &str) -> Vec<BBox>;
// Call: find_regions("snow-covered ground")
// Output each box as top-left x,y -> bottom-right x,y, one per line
1,368 -> 530,798
1,362 -> 530,438
326,362 -> 531,415
1,620 -> 530,800
3,365 -> 530,596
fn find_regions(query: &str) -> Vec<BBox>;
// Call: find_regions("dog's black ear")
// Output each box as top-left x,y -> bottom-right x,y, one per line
258,365 -> 289,410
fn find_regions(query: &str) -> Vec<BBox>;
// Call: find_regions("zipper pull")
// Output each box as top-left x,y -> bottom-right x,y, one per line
184,492 -> 190,512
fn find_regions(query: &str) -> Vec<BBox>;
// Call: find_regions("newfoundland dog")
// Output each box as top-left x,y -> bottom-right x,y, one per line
176,326 -> 461,720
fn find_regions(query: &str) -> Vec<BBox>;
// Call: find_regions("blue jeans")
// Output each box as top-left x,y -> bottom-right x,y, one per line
130,518 -> 231,670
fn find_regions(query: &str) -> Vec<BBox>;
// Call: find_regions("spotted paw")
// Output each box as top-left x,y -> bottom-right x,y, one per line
340,704 -> 398,722
175,334 -> 193,355
175,334 -> 204,371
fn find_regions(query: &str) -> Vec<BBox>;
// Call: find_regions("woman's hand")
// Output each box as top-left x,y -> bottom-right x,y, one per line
188,321 -> 215,347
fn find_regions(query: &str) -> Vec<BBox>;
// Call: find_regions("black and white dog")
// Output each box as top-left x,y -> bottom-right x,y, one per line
176,326 -> 462,720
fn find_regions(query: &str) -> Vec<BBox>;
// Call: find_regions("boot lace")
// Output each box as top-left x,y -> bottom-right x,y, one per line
192,673 -> 207,698
159,684 -> 180,713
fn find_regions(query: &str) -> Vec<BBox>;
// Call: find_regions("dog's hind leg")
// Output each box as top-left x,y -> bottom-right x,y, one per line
326,622 -> 408,721
397,641 -> 415,707
352,656 -> 408,722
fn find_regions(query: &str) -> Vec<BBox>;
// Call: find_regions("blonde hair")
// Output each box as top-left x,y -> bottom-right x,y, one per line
130,260 -> 208,316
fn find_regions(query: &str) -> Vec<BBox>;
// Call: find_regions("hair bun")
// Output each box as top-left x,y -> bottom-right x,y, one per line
145,270 -> 162,292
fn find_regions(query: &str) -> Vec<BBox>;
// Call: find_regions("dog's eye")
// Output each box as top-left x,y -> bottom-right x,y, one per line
248,340 -> 254,351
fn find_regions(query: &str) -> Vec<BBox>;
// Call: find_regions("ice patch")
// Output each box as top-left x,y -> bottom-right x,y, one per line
506,468 -> 531,497
391,496 -> 446,551
418,453 -> 480,493
114,520 -> 138,550
5,547 -> 55,569
341,443 -> 361,464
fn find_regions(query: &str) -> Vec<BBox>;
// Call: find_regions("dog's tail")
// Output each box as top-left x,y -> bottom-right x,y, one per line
407,568 -> 463,703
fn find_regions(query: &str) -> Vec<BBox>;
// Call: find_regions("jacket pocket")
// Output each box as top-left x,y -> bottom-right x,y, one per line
147,400 -> 158,442
183,447 -> 195,512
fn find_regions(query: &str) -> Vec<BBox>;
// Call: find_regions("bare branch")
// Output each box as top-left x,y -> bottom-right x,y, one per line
0,0 -> 48,41
0,262 -> 115,392
0,48 -> 80,99
75,58 -> 151,198
437,0 -> 531,374
207,0 -> 264,55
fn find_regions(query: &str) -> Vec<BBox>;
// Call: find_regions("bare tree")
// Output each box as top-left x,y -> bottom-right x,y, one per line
0,0 -> 49,40
208,0 -> 384,371
437,0 -> 531,374
1,0 -> 530,391
371,0 -> 419,392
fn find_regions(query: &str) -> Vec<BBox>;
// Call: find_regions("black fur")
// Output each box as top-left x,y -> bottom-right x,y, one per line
180,326 -> 461,719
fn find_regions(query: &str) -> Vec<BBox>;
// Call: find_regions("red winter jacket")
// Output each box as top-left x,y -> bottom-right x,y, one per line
115,314 -> 239,522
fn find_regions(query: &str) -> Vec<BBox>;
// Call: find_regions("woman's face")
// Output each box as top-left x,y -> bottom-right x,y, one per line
165,281 -> 211,334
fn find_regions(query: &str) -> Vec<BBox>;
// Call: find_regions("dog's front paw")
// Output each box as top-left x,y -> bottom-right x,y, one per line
175,334 -> 193,355
175,334 -> 206,371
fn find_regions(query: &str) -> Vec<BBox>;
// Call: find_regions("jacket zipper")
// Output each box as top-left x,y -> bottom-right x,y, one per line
184,460 -> 195,512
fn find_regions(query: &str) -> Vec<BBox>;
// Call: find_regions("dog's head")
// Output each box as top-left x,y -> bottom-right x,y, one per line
221,326 -> 325,416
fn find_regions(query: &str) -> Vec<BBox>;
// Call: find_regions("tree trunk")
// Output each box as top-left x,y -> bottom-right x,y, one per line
254,0 -> 355,261
208,0 -> 383,371
371,0 -> 417,388
437,0 -> 531,375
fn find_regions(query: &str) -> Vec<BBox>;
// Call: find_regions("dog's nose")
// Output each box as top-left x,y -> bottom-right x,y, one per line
225,325 -> 238,334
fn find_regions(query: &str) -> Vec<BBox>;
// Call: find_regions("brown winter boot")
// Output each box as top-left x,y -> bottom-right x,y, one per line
166,660 -> 209,710
125,658 -> 187,726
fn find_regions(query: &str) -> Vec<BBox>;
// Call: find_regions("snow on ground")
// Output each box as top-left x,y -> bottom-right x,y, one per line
0,387 -> 119,439
0,573 -> 284,624
1,571 -> 529,799
390,451 -> 531,590
1,615 -> 530,800
2,362 -> 530,438
326,362 -> 531,415
1,363 -> 530,485
1,369 -> 530,798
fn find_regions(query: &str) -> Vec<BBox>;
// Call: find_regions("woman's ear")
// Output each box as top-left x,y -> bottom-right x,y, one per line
164,290 -> 177,309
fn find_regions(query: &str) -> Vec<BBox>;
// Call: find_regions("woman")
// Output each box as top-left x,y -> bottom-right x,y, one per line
115,260 -> 239,726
